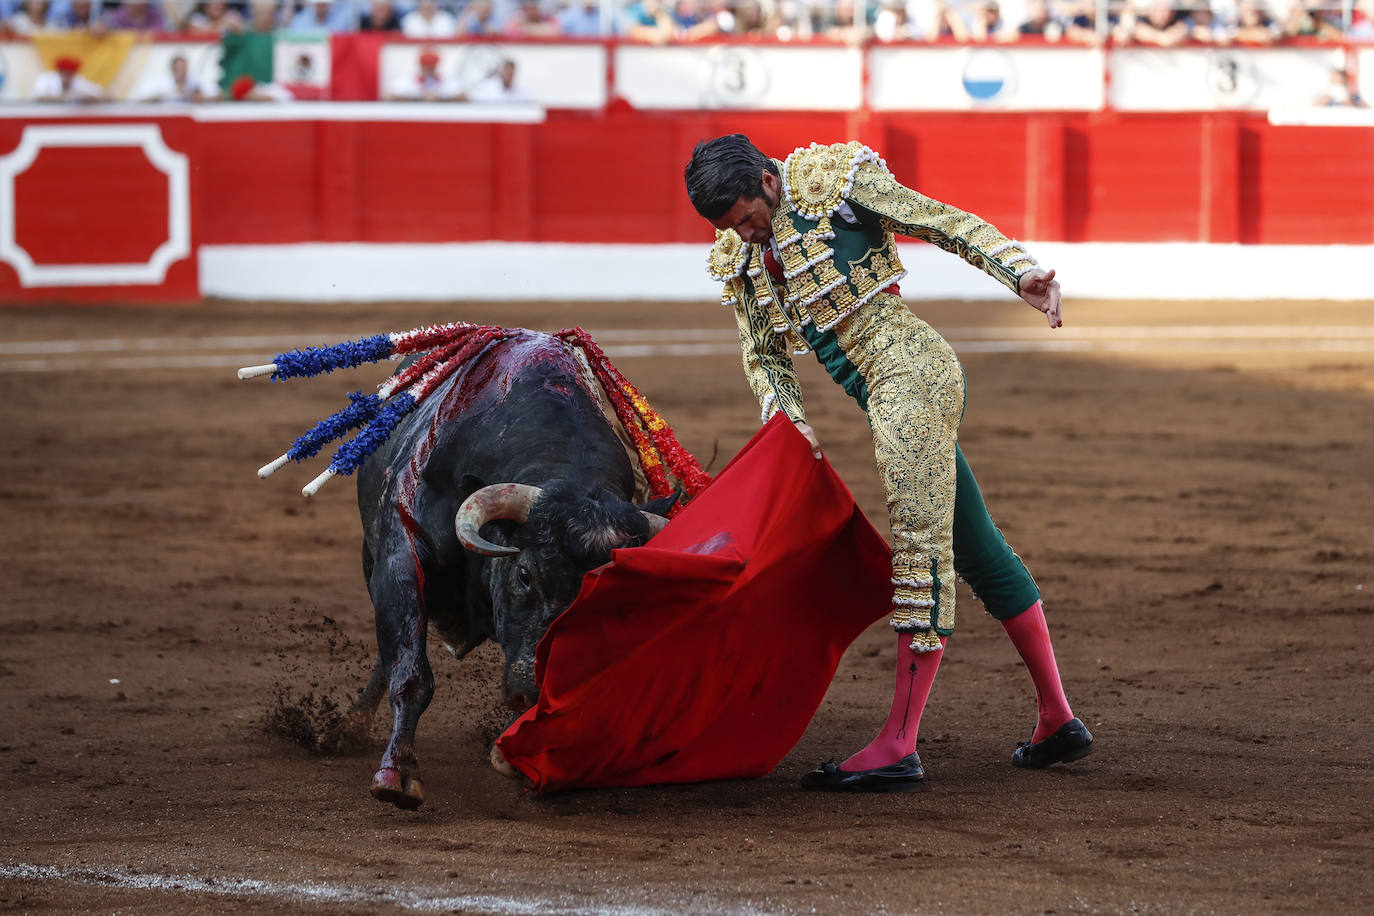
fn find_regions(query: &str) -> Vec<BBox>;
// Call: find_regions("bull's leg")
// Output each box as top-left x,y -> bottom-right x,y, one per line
367,561 -> 435,810
334,657 -> 387,748
350,657 -> 387,717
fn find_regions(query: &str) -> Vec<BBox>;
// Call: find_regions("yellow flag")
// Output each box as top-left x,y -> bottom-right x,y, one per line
32,30 -> 138,89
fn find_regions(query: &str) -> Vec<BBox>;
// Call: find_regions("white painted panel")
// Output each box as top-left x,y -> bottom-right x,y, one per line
1111,47 -> 1345,112
199,242 -> 1374,302
869,46 -> 1104,112
378,42 -> 606,109
615,45 -> 862,111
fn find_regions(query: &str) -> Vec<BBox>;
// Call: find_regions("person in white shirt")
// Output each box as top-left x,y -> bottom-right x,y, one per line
466,58 -> 531,103
31,56 -> 106,104
8,0 -> 52,36
138,55 -> 209,103
401,0 -> 458,37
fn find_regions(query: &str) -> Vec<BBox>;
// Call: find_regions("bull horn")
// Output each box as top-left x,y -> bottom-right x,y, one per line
641,512 -> 670,536
454,483 -> 543,557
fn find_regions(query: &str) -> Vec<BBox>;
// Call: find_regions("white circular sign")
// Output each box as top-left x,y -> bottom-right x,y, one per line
961,48 -> 1017,105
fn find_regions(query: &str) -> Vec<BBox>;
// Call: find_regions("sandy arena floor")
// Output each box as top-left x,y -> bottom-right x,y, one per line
1,297 -> 1372,914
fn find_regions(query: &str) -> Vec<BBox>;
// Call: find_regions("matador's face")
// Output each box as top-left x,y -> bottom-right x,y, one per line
709,169 -> 780,246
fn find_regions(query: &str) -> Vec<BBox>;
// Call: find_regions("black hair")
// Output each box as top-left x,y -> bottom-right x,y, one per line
683,134 -> 779,221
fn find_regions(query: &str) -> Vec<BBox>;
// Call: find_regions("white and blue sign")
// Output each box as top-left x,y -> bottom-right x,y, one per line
868,47 -> 1104,111
961,49 -> 1016,104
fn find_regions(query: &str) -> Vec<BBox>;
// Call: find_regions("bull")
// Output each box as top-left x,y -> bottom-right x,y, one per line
345,330 -> 676,809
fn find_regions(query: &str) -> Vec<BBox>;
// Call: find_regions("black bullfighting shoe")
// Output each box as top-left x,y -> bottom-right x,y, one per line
1011,717 -> 1094,769
800,753 -> 926,793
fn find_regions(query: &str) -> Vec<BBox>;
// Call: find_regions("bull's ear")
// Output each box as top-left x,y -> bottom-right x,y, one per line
459,474 -> 486,500
637,491 -> 681,518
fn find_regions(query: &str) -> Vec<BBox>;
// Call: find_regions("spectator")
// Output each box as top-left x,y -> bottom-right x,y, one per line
31,55 -> 105,102
1232,0 -> 1278,43
872,0 -> 913,40
401,0 -> 456,37
1188,6 -> 1223,42
1017,0 -> 1063,38
556,0 -> 600,35
187,0 -> 244,32
1123,0 -> 1189,46
240,0 -> 277,31
1283,0 -> 1341,40
228,72 -> 294,101
359,0 -> 400,29
950,0 -> 1016,41
1315,66 -> 1368,107
620,0 -> 672,40
104,0 -> 166,30
386,47 -> 462,99
729,0 -> 780,35
454,0 -> 499,33
138,53 -> 209,100
504,0 -> 559,35
774,0 -> 811,38
467,56 -> 531,102
288,0 -> 355,32
162,0 -> 195,30
671,0 -> 722,39
1056,0 -> 1101,44
48,0 -> 106,30
819,0 -> 866,41
905,0 -> 966,40
8,0 -> 49,34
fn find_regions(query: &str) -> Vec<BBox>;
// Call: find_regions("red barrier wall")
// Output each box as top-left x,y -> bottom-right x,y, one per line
189,110 -> 1374,247
2,108 -> 1371,302
0,114 -> 201,302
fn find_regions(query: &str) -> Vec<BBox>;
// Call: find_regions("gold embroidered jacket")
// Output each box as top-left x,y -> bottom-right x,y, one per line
707,142 -> 1041,424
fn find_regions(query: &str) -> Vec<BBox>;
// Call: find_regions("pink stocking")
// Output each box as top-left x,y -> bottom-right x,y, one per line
841,635 -> 945,771
1000,600 -> 1074,742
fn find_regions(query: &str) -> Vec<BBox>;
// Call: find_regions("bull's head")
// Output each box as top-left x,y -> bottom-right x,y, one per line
455,480 -> 674,713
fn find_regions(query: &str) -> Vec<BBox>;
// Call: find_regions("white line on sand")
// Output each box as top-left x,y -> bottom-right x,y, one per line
0,862 -> 782,916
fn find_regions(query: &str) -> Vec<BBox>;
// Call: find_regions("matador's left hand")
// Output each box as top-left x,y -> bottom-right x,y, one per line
1018,268 -> 1062,329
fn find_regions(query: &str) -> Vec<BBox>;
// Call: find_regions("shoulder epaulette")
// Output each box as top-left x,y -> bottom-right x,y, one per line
781,141 -> 889,222
706,228 -> 750,282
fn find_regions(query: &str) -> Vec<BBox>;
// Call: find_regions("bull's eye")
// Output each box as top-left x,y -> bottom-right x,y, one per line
516,565 -> 532,589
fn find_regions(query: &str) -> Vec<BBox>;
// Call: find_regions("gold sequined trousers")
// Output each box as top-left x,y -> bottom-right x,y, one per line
820,294 -> 964,652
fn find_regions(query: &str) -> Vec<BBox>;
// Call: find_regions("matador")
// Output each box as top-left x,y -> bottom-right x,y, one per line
684,135 -> 1094,792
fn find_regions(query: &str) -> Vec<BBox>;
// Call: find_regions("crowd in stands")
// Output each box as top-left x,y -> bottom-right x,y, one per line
2,0 -> 1372,42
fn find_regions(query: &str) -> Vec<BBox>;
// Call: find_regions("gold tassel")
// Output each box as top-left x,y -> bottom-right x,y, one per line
909,631 -> 943,653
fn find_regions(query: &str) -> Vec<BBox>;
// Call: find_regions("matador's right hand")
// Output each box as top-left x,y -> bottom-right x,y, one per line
1018,268 -> 1063,329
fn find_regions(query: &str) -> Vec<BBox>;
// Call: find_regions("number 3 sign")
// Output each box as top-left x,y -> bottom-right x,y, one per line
705,46 -> 770,108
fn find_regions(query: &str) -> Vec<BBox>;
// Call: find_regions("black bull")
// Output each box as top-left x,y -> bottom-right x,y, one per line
348,331 -> 676,809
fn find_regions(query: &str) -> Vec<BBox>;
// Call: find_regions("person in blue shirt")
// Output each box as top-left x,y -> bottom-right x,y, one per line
287,0 -> 358,32
557,0 -> 602,35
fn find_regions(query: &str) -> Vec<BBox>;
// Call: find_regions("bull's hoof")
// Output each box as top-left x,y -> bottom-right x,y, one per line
370,767 -> 425,810
490,743 -> 518,780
